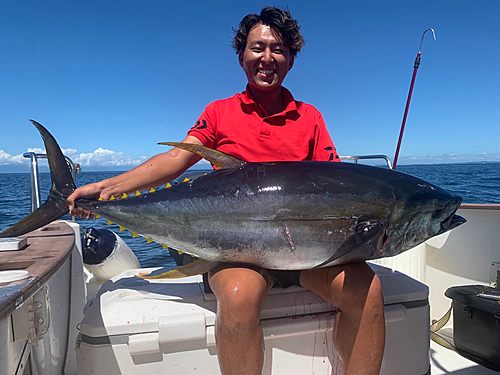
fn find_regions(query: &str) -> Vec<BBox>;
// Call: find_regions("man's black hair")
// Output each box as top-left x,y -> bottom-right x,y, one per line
231,6 -> 305,57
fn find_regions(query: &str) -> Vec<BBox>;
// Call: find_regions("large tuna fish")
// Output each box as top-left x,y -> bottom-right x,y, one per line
1,121 -> 465,276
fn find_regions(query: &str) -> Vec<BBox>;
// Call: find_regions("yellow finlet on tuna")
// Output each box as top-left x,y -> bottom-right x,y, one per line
118,225 -> 125,232
149,187 -> 156,193
106,219 -> 113,225
134,191 -> 141,197
131,231 -> 139,238
121,193 -> 128,199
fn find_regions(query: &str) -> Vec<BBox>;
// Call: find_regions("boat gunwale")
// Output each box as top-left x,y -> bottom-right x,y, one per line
0,222 -> 74,322
460,203 -> 500,210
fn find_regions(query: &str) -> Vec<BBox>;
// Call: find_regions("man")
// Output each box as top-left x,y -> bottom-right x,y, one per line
68,7 -> 385,375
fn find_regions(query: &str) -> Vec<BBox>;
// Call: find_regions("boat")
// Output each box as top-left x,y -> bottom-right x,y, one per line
1,152 -> 499,374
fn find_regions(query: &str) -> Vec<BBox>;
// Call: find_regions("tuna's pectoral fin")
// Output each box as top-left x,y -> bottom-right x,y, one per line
159,142 -> 245,170
137,259 -> 220,279
311,218 -> 384,270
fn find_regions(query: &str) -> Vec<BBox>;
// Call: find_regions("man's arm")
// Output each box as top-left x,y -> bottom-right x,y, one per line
68,135 -> 204,218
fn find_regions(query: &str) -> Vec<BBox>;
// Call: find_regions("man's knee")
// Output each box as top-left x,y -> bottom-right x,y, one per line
209,265 -> 272,323
219,281 -> 264,310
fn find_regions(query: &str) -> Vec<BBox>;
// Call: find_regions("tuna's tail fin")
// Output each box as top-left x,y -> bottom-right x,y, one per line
0,120 -> 75,237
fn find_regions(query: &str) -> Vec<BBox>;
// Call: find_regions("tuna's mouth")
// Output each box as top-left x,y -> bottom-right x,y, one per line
445,214 -> 466,231
435,199 -> 466,234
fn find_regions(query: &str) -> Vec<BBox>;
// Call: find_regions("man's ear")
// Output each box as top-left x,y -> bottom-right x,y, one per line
238,50 -> 244,68
288,55 -> 295,71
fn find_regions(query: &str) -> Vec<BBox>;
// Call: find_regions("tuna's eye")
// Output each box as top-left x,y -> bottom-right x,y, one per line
355,217 -> 382,233
432,209 -> 445,219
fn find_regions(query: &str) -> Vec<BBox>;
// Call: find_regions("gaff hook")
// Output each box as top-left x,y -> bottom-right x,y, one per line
419,28 -> 436,54
392,28 -> 436,169
414,28 -> 436,69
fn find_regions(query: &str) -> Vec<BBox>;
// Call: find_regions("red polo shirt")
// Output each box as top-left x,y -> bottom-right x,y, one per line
188,86 -> 340,163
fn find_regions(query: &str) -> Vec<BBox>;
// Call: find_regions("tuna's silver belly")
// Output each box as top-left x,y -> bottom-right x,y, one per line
115,194 -> 360,270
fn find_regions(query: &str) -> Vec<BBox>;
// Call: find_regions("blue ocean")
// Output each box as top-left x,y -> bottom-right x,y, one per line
1,162 -> 499,267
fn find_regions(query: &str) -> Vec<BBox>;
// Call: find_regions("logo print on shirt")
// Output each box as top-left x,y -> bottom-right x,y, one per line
192,119 -> 208,130
324,146 -> 339,161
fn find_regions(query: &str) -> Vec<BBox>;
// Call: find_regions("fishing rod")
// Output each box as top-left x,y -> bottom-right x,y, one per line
392,28 -> 436,169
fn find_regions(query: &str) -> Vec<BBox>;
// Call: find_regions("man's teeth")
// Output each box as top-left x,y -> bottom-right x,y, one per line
258,69 -> 274,74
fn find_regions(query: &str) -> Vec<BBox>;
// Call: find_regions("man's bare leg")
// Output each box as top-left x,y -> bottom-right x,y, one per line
300,262 -> 385,375
209,265 -> 274,375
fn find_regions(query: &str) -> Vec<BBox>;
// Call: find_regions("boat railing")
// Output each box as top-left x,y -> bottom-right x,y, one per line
340,155 -> 393,169
23,152 -> 81,212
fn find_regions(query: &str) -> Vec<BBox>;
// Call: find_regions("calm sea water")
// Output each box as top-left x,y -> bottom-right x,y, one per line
1,163 -> 499,267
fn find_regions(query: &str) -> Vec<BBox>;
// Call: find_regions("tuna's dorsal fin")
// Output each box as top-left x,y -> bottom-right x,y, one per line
159,142 -> 245,169
137,259 -> 220,279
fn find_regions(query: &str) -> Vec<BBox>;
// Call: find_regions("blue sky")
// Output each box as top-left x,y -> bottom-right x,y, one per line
1,0 -> 499,172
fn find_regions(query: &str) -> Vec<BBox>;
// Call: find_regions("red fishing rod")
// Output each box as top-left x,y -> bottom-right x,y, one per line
392,28 -> 436,169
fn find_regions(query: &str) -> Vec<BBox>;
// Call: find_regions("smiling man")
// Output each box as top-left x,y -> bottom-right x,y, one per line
238,21 -> 294,112
68,6 -> 385,375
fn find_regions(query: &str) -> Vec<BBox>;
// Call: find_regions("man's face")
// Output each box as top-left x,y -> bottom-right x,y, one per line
239,23 -> 294,94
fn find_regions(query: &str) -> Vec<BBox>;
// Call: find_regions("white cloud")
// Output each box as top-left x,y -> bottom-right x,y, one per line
0,150 -> 26,165
26,147 -> 45,154
62,148 -> 78,156
0,147 -> 149,170
1,147 -> 498,171
74,147 -> 148,167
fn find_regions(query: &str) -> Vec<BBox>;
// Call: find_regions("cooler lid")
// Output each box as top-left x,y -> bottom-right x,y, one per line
446,285 -> 500,315
372,263 -> 429,305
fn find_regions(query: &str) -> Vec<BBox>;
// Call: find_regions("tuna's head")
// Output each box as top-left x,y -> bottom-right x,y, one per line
382,183 -> 466,257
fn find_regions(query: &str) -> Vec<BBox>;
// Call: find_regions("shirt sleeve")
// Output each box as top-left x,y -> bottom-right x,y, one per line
187,103 -> 216,149
310,113 -> 341,162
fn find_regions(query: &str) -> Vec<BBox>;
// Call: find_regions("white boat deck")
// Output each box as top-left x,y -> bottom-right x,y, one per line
431,339 -> 498,374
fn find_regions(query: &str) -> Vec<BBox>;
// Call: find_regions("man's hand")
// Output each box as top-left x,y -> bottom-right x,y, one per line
67,182 -> 105,219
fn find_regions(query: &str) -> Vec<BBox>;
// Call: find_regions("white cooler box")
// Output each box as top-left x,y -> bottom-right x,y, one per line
76,264 -> 430,375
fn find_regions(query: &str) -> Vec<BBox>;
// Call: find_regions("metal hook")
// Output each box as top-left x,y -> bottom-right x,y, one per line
419,28 -> 436,53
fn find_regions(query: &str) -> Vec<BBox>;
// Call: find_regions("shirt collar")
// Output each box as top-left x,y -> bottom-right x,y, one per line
240,85 -> 298,116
